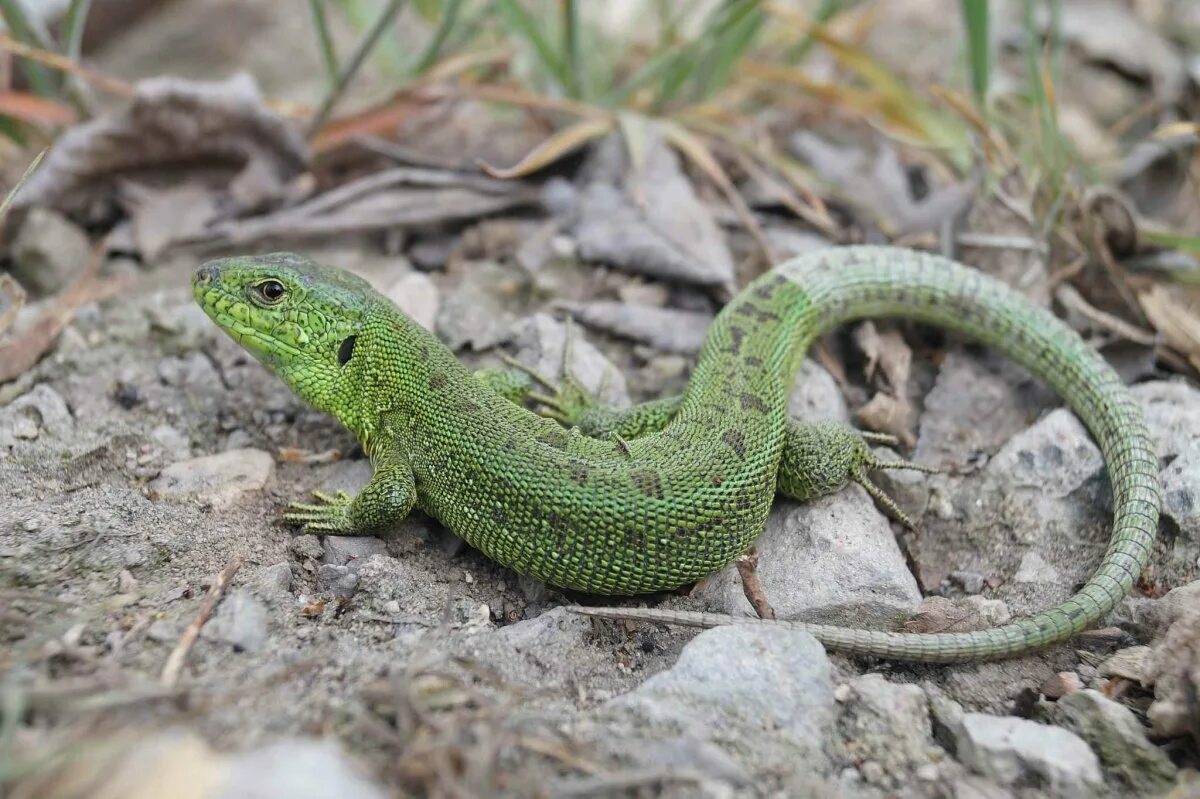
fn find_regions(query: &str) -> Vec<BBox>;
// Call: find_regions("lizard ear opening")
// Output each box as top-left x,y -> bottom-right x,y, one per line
337,335 -> 357,366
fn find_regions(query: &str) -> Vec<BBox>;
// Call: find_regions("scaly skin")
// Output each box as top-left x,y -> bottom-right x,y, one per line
193,247 -> 1160,663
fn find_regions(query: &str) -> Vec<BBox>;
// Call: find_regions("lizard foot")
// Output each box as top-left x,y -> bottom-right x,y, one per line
283,490 -> 354,533
853,450 -> 940,531
500,317 -> 599,426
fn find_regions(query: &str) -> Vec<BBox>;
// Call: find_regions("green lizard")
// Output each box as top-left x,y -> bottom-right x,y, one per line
193,247 -> 1159,663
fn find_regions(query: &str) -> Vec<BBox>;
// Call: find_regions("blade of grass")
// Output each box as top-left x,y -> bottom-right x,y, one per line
0,32 -> 133,97
307,0 -> 341,86
959,0 -> 989,112
495,0 -> 570,96
62,0 -> 92,61
0,90 -> 75,125
660,120 -> 775,265
306,0 -> 408,138
562,0 -> 583,100
0,148 -> 43,226
479,115 -> 614,179
0,0 -> 57,97
410,0 -> 464,75
688,0 -> 764,104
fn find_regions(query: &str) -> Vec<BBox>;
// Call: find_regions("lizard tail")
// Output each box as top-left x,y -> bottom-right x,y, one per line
576,246 -> 1160,662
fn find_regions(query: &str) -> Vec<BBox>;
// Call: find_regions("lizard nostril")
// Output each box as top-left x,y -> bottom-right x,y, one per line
194,263 -> 220,285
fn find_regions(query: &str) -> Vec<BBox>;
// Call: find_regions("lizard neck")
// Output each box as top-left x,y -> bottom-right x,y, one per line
352,306 -> 472,455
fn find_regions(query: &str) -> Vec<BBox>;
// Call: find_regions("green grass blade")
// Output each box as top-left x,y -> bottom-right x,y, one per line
307,0 -> 341,86
495,0 -> 571,96
959,0 -> 989,111
411,0 -> 464,75
0,0 -> 57,97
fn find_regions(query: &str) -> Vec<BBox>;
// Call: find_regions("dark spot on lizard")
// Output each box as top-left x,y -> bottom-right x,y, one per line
744,355 -> 763,367
721,429 -> 746,458
710,472 -> 725,487
455,400 -> 481,415
754,283 -> 774,300
726,326 -> 745,355
739,392 -> 768,413
567,459 -> 590,486
417,343 -> 430,362
537,429 -> 569,449
429,372 -> 447,390
630,469 -> 664,500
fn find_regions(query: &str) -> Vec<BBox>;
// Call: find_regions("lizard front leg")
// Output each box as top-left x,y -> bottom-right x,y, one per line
284,444 -> 416,534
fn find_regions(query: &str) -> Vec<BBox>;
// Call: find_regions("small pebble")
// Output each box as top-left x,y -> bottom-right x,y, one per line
1041,671 -> 1082,700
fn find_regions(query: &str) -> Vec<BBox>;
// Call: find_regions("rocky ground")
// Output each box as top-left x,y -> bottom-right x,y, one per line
2,2 -> 1199,797
2,161 -> 1199,796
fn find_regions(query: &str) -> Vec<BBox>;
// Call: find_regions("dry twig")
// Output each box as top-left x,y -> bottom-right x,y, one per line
160,556 -> 243,687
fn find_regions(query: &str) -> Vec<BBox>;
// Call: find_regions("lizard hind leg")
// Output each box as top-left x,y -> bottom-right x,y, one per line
777,421 -> 934,530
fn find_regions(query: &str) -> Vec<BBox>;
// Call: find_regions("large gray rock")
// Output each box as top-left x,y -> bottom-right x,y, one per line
385,271 -> 438,332
698,484 -> 922,627
1050,689 -> 1176,795
9,207 -> 92,295
150,448 -> 274,508
954,713 -> 1101,798
630,625 -> 834,738
436,261 -> 521,351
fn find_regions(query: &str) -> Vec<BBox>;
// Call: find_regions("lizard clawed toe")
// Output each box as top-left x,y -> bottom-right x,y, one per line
283,489 -> 354,533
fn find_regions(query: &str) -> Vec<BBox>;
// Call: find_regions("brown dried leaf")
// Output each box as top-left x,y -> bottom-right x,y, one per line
852,321 -> 911,393
1139,283 -> 1200,371
480,116 -> 614,179
855,392 -> 915,448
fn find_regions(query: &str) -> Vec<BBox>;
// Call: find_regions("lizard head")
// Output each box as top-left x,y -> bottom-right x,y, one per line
193,252 -> 375,432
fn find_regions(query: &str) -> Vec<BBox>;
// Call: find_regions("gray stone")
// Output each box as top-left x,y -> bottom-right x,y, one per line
9,207 -> 92,295
0,384 -> 74,449
218,738 -> 387,799
209,589 -> 268,653
149,448 -> 274,508
569,133 -> 735,288
385,271 -> 438,332
1161,440 -> 1200,560
512,313 -> 630,408
322,536 -> 388,568
1050,689 -> 1176,794
954,713 -> 1101,798
253,562 -> 293,598
788,358 -> 848,424
289,534 -> 324,561
837,675 -> 941,790
1133,380 -> 1200,460
564,301 -> 712,355
949,570 -> 986,595
1145,593 -> 1200,740
150,424 -> 191,460
318,458 -> 373,495
699,484 -> 921,627
621,625 -> 835,747
436,261 -> 520,351
316,563 -> 359,599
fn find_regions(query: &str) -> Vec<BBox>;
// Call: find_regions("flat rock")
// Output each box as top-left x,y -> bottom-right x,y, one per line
618,625 -> 835,753
207,589 -> 268,653
564,301 -> 712,354
512,313 -> 630,407
1050,689 -> 1176,795
150,448 -> 274,508
322,536 -> 388,568
954,713 -> 1101,798
1160,440 -> 1200,565
699,484 -> 921,627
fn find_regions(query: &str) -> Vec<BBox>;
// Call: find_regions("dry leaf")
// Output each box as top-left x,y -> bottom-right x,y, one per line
1139,283 -> 1200,371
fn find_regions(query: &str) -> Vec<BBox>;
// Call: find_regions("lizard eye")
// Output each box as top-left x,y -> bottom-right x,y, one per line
253,279 -> 287,305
